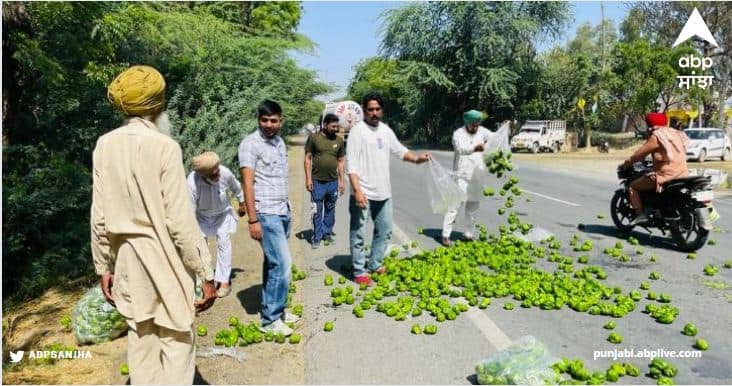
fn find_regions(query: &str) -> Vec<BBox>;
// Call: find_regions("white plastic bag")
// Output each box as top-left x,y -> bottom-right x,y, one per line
514,227 -> 554,243
426,159 -> 466,214
475,336 -> 559,385
196,346 -> 246,363
484,122 -> 512,156
72,287 -> 128,345
467,162 -> 491,201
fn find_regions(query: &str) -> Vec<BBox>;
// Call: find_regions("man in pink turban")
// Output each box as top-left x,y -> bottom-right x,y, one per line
620,112 -> 690,224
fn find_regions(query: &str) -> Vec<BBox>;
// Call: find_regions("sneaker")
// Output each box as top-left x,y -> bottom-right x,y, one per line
462,232 -> 475,241
372,266 -> 387,275
311,240 -> 321,249
323,234 -> 334,243
440,237 -> 452,247
259,319 -> 293,336
354,275 -> 372,286
216,286 -> 231,298
283,312 -> 300,324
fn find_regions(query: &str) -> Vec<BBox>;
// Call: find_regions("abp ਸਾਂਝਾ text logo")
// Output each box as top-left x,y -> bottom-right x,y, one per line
674,8 -> 718,90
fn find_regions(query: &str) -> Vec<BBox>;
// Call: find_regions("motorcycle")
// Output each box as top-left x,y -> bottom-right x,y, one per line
610,161 -> 717,251
598,141 -> 610,153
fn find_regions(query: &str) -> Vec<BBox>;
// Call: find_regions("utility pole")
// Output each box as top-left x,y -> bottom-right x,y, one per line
601,1 -> 606,71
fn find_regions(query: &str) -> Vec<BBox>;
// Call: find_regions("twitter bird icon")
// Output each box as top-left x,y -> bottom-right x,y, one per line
9,351 -> 25,363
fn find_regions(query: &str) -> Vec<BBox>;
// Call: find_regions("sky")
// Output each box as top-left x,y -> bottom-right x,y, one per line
289,1 -> 630,102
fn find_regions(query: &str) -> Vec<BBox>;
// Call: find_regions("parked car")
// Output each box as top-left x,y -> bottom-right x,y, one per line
510,120 -> 566,153
684,128 -> 731,162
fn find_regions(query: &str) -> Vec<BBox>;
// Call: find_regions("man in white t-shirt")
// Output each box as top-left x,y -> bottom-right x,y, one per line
346,92 -> 431,285
441,110 -> 494,247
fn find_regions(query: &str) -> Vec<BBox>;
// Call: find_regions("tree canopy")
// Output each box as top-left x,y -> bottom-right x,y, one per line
2,1 -> 329,304
348,2 -> 731,146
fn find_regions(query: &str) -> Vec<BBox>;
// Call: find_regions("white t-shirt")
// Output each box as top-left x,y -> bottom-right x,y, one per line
346,120 -> 409,201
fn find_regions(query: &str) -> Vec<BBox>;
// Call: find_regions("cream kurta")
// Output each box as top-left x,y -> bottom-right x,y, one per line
91,118 -> 214,332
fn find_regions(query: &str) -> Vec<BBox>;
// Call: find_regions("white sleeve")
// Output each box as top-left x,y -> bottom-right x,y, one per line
226,168 -> 244,202
346,126 -> 362,175
388,127 -> 409,159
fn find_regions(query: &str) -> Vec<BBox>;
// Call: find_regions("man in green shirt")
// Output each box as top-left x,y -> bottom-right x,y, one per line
305,113 -> 346,248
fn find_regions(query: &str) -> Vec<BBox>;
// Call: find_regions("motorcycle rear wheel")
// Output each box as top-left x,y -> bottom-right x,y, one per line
670,208 -> 709,252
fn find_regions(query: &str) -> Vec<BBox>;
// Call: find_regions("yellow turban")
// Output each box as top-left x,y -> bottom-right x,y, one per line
107,65 -> 166,116
192,151 -> 220,173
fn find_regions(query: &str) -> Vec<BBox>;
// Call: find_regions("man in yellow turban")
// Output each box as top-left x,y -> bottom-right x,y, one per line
187,151 -> 245,298
92,65 -> 216,384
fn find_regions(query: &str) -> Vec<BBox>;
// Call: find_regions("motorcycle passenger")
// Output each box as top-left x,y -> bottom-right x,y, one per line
620,112 -> 690,224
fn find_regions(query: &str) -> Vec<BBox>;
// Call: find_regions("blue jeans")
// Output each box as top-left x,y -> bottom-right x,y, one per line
349,196 -> 393,277
258,213 -> 292,326
311,180 -> 339,243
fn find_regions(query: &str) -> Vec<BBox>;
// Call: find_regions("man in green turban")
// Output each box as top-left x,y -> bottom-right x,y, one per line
92,65 -> 216,384
441,109 -> 494,246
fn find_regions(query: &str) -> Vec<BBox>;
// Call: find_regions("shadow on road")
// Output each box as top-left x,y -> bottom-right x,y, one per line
230,267 -> 245,281
421,227 -> 470,243
420,228 -> 442,243
236,284 -> 262,315
194,367 -> 210,385
579,224 -> 678,250
324,254 -> 353,277
466,374 -> 478,385
295,229 -> 314,243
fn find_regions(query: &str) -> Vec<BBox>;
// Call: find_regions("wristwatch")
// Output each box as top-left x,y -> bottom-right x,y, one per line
248,218 -> 260,224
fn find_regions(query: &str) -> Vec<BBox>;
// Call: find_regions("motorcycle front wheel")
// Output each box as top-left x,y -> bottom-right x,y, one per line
610,190 -> 635,233
670,207 -> 709,252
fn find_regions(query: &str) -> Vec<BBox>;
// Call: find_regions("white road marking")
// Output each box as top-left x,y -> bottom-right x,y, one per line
522,189 -> 581,207
391,221 -> 514,351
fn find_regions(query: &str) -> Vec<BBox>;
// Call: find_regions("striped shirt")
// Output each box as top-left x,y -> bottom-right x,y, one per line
238,129 -> 289,215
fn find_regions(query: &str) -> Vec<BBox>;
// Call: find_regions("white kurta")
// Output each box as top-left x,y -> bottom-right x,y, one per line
187,165 -> 243,284
443,126 -> 494,238
187,165 -> 243,237
452,126 -> 494,179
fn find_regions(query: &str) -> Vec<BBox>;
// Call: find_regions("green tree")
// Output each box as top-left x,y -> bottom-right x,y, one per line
629,2 -> 732,129
351,2 -> 570,144
2,1 -> 327,304
606,39 -> 692,132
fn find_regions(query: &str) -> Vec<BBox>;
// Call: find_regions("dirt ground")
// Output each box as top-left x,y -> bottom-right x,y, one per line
2,136 -> 308,385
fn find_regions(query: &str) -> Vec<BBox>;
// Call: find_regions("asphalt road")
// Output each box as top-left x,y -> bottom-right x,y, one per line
298,150 -> 732,385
